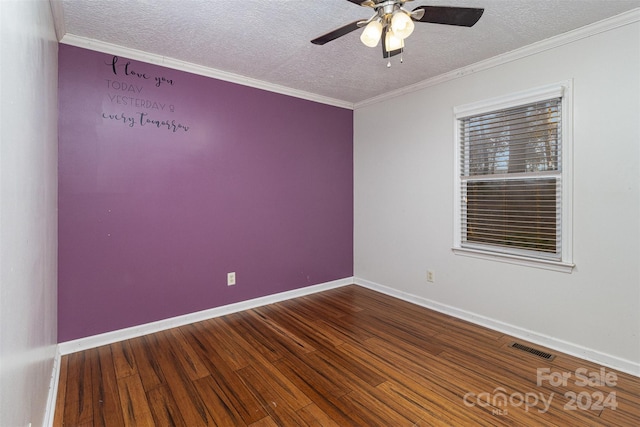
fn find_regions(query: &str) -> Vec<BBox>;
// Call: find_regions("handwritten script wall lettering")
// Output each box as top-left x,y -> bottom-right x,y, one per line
101,112 -> 190,132
108,56 -> 174,88
102,56 -> 189,133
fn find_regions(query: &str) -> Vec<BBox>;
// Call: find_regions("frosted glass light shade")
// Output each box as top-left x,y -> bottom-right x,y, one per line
391,11 -> 415,39
360,20 -> 383,47
385,29 -> 404,52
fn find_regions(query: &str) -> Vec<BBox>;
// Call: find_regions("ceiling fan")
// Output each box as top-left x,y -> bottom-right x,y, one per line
311,0 -> 484,63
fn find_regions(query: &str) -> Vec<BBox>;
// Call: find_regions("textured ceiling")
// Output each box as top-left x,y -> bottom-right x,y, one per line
55,0 -> 640,106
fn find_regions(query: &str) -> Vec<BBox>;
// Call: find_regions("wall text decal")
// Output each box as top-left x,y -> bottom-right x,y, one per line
101,111 -> 190,132
107,94 -> 174,112
107,56 -> 174,88
101,56 -> 188,133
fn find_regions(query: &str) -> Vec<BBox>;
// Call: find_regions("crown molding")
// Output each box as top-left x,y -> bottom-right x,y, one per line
55,7 -> 639,111
354,7 -> 640,109
59,34 -> 355,110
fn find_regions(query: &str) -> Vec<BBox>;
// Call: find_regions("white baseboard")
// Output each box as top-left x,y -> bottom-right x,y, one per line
43,347 -> 61,427
46,275 -> 638,425
58,277 -> 353,355
354,277 -> 640,378
48,277 -> 350,426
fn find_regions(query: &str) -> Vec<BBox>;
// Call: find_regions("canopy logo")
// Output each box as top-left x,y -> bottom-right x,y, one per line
463,367 -> 618,416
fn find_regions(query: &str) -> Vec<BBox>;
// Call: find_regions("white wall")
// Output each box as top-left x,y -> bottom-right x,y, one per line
0,1 -> 59,426
354,17 -> 640,373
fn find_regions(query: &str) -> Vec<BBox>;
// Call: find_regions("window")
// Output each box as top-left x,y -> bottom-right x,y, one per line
453,83 -> 574,272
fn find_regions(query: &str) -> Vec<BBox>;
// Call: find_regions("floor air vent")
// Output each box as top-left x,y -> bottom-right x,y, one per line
508,342 -> 555,361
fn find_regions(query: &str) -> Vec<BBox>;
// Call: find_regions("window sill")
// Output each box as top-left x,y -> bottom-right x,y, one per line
452,247 -> 575,273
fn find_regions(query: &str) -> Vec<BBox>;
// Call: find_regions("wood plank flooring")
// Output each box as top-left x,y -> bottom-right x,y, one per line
54,285 -> 640,426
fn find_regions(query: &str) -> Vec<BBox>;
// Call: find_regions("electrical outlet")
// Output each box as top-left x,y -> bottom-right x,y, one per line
427,270 -> 435,283
227,272 -> 236,286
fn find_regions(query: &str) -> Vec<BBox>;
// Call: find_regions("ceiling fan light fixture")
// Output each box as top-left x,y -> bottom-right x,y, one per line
391,11 -> 414,39
360,19 -> 383,47
311,2 -> 485,65
384,29 -> 404,52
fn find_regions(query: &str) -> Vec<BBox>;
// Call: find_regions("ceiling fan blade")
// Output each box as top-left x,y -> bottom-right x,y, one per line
311,20 -> 362,45
412,6 -> 484,27
383,46 -> 402,58
346,0 -> 369,5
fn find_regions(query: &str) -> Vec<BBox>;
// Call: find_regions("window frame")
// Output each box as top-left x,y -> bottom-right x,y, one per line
453,81 -> 574,273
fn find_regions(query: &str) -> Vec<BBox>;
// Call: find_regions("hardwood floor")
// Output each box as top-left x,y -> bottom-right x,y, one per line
54,285 -> 640,426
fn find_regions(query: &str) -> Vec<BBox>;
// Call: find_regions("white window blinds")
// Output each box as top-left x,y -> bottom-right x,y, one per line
458,98 -> 562,259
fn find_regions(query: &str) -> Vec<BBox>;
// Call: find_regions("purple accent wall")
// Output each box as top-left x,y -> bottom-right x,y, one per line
58,45 -> 353,342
